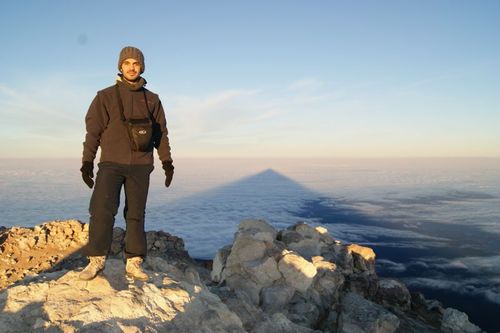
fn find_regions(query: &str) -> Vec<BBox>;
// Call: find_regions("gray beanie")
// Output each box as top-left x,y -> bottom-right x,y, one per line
118,46 -> 145,74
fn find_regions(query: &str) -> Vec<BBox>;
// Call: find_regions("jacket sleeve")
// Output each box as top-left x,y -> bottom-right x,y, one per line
152,99 -> 173,163
82,92 -> 109,163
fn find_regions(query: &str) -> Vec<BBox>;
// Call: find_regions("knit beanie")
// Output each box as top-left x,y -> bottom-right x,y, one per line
118,46 -> 145,74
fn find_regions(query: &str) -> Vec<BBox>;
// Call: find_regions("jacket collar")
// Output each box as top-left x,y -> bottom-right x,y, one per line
116,74 -> 147,91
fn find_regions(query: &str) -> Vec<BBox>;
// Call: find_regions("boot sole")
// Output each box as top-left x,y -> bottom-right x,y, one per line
125,272 -> 149,282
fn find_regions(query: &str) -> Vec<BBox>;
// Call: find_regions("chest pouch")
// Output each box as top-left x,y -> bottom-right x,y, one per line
127,117 -> 153,151
115,84 -> 154,152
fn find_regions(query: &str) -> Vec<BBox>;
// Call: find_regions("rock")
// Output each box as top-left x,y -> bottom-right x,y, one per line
211,286 -> 265,331
346,244 -> 376,274
0,219 -> 486,333
278,251 -> 317,293
346,272 -> 379,299
226,273 -> 261,305
339,292 -> 400,333
226,234 -> 267,265
211,245 -> 232,283
278,223 -> 335,260
0,258 -> 245,333
250,312 -> 322,333
241,256 -> 281,287
0,220 -> 191,289
311,257 -> 345,308
375,278 -> 411,312
410,292 -> 445,327
288,238 -> 324,259
110,227 -> 125,255
441,308 -> 481,333
287,291 -> 322,328
260,283 -> 295,313
238,219 -> 278,242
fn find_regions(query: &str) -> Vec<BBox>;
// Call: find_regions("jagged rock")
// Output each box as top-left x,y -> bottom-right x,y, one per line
250,312 -> 322,333
410,292 -> 445,327
0,220 -> 190,289
110,227 -> 125,255
226,234 -> 267,265
287,291 -> 322,328
212,245 -> 232,283
260,283 -> 296,313
238,219 -> 278,242
375,278 -> 411,312
346,244 -> 376,274
0,219 -> 486,333
211,285 -> 266,331
242,256 -> 282,287
278,251 -> 317,293
311,256 -> 345,308
441,308 -> 481,333
346,272 -> 379,299
339,292 -> 400,333
278,222 -> 335,260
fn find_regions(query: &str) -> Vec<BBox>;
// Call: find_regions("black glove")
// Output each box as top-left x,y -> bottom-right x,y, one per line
162,161 -> 174,187
80,161 -> 94,189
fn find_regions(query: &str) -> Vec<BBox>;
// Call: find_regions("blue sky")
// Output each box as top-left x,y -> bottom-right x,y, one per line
1,0 -> 499,158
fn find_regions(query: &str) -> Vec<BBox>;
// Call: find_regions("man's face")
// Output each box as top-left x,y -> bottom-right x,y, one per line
120,58 -> 141,81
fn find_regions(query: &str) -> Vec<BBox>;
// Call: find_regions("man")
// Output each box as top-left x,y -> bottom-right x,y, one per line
79,46 -> 174,281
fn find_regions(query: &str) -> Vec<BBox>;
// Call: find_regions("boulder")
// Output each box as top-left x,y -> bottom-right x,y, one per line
278,251 -> 317,293
278,223 -> 335,260
338,292 -> 400,333
311,256 -> 345,308
211,245 -> 232,283
260,283 -> 296,314
410,292 -> 445,327
346,244 -> 376,274
251,313 -> 322,333
238,219 -> 278,242
226,234 -> 267,266
441,308 -> 481,333
375,278 -> 411,312
287,291 -> 322,328
241,256 -> 282,287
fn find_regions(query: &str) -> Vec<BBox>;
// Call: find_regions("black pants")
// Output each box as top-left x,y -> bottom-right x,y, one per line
84,162 -> 154,258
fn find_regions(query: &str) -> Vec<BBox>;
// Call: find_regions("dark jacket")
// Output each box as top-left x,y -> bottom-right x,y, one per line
82,78 -> 173,165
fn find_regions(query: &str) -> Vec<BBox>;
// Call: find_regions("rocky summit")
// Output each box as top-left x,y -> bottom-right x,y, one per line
0,219 -> 484,333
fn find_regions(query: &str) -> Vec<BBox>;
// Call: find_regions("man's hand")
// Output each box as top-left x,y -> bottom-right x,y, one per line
80,161 -> 94,189
162,161 -> 174,187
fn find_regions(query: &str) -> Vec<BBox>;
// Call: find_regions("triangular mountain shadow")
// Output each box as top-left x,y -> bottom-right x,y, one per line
146,169 -> 321,259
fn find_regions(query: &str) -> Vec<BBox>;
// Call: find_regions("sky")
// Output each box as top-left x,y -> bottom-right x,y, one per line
0,0 -> 499,159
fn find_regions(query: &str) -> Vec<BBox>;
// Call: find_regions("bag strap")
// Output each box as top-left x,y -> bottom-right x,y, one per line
114,84 -> 135,150
114,84 -> 127,122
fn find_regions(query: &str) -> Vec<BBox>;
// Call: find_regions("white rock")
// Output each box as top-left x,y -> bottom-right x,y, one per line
211,245 -> 232,283
0,258 -> 245,333
239,219 -> 277,236
278,252 -> 317,293
226,235 -> 267,266
242,256 -> 282,287
441,308 -> 481,333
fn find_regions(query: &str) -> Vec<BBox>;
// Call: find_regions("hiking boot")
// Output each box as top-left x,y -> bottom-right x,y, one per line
79,256 -> 106,280
126,256 -> 149,281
